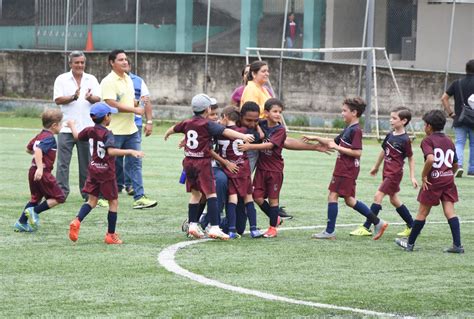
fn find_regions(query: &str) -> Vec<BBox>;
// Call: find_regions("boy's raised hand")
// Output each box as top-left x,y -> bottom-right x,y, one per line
65,119 -> 76,128
238,143 -> 250,152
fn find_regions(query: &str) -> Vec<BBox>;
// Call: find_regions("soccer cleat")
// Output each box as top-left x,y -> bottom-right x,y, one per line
181,219 -> 189,233
24,207 -> 40,230
228,232 -> 241,239
207,226 -> 230,240
396,227 -> 412,237
455,167 -> 464,178
133,195 -> 157,209
349,225 -> 373,236
125,186 -> 135,196
278,206 -> 293,220
13,221 -> 34,232
104,232 -> 123,244
263,226 -> 278,238
188,223 -> 205,239
444,245 -> 464,254
97,199 -> 109,208
395,237 -> 414,251
373,220 -> 388,240
69,218 -> 81,242
250,229 -> 264,238
311,230 -> 336,240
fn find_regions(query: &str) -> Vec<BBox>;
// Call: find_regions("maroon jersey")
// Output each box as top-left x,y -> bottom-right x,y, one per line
174,115 -> 225,158
256,120 -> 286,172
78,125 -> 116,181
333,123 -> 362,179
420,132 -> 457,189
216,125 -> 251,179
27,129 -> 57,172
381,132 -> 413,179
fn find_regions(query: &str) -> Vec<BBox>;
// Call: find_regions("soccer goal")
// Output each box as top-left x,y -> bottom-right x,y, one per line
245,46 -> 412,140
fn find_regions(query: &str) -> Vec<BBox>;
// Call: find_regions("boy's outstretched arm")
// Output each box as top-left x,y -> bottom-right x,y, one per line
370,150 -> 384,176
164,125 -> 176,141
329,141 -> 361,158
407,156 -> 419,188
222,128 -> 255,143
283,137 -> 332,154
65,120 -> 79,140
108,148 -> 144,158
302,135 -> 332,145
238,141 -> 274,152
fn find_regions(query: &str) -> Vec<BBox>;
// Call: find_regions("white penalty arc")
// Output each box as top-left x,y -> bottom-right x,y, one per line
159,221 -> 474,318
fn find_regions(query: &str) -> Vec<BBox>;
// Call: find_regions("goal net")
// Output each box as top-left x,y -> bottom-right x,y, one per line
245,47 -> 412,140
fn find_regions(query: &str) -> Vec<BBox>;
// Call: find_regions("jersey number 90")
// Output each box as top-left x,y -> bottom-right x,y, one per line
433,148 -> 454,169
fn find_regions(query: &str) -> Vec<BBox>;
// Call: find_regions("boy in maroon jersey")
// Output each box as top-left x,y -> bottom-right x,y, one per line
351,107 -> 418,237
304,97 -> 388,240
67,102 -> 144,244
396,110 -> 464,253
14,109 -> 65,232
164,93 -> 255,240
238,98 -> 287,238
216,106 -> 263,239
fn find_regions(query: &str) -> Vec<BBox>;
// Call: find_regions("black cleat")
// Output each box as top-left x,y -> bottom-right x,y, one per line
278,206 -> 293,220
395,238 -> 414,252
444,245 -> 464,254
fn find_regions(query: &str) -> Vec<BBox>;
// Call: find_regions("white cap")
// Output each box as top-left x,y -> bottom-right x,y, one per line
191,93 -> 217,112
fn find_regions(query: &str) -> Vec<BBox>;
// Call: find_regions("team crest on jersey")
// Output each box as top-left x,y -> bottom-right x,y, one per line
385,148 -> 390,156
431,170 -> 440,179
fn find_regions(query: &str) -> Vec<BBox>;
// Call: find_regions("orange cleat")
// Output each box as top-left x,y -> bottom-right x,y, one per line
104,232 -> 123,245
69,218 -> 81,242
263,226 -> 278,238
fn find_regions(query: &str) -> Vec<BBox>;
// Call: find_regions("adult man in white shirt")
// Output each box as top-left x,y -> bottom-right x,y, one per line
54,51 -> 101,200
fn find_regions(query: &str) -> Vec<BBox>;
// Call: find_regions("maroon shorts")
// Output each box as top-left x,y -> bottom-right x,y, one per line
228,176 -> 253,198
252,169 -> 283,200
183,157 -> 216,195
82,175 -> 118,200
29,168 -> 65,203
417,183 -> 458,206
328,175 -> 356,198
378,175 -> 401,196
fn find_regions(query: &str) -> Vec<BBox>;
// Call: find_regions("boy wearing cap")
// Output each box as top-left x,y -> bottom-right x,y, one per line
14,109 -> 65,233
164,93 -> 255,240
67,102 -> 144,244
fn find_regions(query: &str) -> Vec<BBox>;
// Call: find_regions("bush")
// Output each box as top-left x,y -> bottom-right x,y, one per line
13,106 -> 42,118
287,115 -> 309,127
332,116 -> 366,129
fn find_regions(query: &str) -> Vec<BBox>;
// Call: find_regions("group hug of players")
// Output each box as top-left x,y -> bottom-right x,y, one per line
13,93 -> 464,253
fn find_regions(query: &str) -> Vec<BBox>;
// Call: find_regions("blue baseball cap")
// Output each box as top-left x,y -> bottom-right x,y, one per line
90,102 -> 118,118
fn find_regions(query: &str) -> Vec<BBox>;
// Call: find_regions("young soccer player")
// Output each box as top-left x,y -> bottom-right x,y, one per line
238,98 -> 287,238
304,97 -> 388,240
350,106 -> 418,237
217,106 -> 263,239
395,110 -> 464,253
67,102 -> 144,244
14,109 -> 65,232
164,93 -> 255,240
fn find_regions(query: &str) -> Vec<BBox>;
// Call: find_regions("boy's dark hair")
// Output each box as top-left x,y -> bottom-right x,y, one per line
241,101 -> 260,116
264,98 -> 284,112
108,49 -> 126,65
391,106 -> 412,126
466,59 -> 474,74
344,97 -> 366,117
92,115 -> 107,124
210,104 -> 219,111
422,110 -> 446,131
42,108 -> 63,128
247,60 -> 268,82
193,110 -> 206,116
222,106 -> 240,122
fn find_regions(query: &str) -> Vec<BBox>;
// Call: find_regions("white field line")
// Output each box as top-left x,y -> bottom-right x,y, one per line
159,221 -> 474,318
0,127 -> 38,131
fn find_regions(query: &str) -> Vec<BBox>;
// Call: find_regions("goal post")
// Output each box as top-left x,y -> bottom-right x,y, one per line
245,46 -> 412,140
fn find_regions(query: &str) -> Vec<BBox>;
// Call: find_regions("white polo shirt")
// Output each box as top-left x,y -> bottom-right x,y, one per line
53,70 -> 101,133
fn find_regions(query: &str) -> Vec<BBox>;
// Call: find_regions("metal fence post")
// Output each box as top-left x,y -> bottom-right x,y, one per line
364,0 -> 374,133
64,0 -> 70,72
